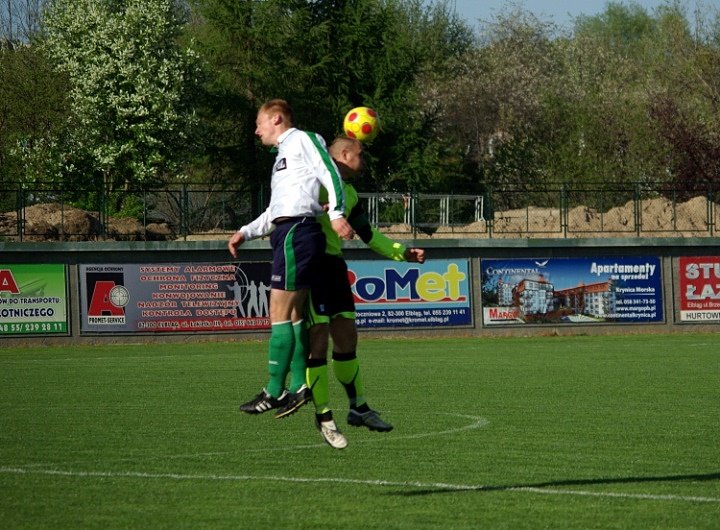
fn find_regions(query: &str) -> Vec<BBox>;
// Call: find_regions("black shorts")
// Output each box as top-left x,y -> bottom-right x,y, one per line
269,217 -> 325,291
306,254 -> 356,326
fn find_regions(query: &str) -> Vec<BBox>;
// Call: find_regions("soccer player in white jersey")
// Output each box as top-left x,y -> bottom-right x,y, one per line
228,99 -> 353,418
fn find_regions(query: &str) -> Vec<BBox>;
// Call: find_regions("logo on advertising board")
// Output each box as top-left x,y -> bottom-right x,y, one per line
86,269 -> 127,325
349,262 -> 467,304
347,259 -> 472,328
0,269 -> 21,294
678,256 -> 720,322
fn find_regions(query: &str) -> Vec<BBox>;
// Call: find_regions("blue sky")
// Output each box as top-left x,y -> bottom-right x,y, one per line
448,0 -> 720,30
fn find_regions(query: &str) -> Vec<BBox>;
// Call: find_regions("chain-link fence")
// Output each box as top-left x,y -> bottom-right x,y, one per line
0,182 -> 717,241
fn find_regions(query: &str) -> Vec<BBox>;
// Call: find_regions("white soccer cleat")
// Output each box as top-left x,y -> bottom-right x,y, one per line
315,417 -> 348,449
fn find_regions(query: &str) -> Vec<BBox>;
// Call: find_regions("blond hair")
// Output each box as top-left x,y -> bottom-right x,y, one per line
259,99 -> 294,126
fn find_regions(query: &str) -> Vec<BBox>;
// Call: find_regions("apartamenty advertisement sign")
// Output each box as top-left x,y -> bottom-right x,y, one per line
678,256 -> 720,322
348,259 -> 472,328
481,257 -> 663,325
0,264 -> 69,335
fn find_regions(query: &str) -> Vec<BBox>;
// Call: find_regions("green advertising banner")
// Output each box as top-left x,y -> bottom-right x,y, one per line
0,264 -> 69,335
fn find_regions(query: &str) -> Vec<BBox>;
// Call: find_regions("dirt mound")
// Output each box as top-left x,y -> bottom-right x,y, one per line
0,203 -> 174,241
378,196 -> 717,238
1,195 -> 716,241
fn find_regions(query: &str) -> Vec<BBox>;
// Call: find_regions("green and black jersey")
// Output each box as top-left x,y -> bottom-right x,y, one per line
318,183 -> 406,261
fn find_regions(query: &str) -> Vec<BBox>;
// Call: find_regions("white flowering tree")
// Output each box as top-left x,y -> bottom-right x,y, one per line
40,0 -> 201,214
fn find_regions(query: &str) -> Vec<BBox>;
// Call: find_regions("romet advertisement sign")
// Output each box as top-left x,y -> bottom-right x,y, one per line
348,259 -> 472,328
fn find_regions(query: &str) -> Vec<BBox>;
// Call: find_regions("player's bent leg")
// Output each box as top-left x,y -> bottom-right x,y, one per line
330,317 -> 365,406
330,317 -> 392,432
331,349 -> 365,407
329,314 -> 357,352
347,408 -> 393,432
306,356 -> 330,413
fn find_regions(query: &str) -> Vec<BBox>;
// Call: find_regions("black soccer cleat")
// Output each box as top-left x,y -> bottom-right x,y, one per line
274,385 -> 312,419
239,388 -> 288,414
347,408 -> 393,432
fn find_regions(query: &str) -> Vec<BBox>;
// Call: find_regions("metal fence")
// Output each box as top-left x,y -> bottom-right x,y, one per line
0,182 -> 717,241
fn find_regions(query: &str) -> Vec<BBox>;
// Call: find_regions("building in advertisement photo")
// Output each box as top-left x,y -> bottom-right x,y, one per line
554,281 -> 616,318
497,278 -> 515,306
494,276 -> 617,320
514,276 -> 554,315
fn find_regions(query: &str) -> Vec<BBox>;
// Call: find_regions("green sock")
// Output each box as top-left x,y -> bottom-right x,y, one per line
306,358 -> 330,414
332,351 -> 366,409
266,321 -> 294,398
288,320 -> 308,392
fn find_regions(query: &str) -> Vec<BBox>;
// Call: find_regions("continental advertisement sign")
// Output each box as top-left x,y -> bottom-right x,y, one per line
480,257 -> 663,325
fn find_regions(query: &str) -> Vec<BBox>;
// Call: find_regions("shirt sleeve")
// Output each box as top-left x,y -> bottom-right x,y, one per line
239,207 -> 275,240
367,229 -> 407,261
347,201 -> 407,261
303,132 -> 346,220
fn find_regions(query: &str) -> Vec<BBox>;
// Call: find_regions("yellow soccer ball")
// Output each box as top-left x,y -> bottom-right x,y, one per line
343,106 -> 380,143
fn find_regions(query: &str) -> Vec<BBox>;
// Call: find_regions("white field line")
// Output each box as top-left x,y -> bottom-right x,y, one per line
13,414 -> 489,468
1,466 -> 719,504
5,414 -> 717,504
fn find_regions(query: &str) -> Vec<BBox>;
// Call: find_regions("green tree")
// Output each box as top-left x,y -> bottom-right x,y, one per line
422,7 -> 561,195
645,4 -> 720,197
187,0 -> 472,205
0,42 -> 69,212
33,0 -> 202,215
553,2 -> 667,187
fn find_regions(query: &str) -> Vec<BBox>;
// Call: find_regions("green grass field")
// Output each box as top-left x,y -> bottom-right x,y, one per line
1,334 -> 718,529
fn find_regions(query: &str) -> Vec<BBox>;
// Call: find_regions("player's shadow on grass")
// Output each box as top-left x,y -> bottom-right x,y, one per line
391,471 -> 720,496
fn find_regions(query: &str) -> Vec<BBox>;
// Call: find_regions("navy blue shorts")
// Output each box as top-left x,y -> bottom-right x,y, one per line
306,254 -> 356,326
269,217 -> 325,291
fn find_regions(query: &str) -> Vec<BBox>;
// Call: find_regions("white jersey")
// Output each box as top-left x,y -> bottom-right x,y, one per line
240,128 -> 345,240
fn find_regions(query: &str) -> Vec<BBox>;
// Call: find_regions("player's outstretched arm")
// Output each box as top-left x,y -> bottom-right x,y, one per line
229,207 -> 275,257
344,189 -> 425,262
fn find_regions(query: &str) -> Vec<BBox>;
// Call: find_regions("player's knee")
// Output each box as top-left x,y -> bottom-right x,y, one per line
330,317 -> 357,351
308,324 -> 329,360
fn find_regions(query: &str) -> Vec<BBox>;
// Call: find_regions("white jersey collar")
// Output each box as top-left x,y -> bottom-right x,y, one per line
277,127 -> 298,145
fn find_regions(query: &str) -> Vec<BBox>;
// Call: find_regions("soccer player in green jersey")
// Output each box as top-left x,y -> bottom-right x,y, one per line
275,136 -> 426,448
